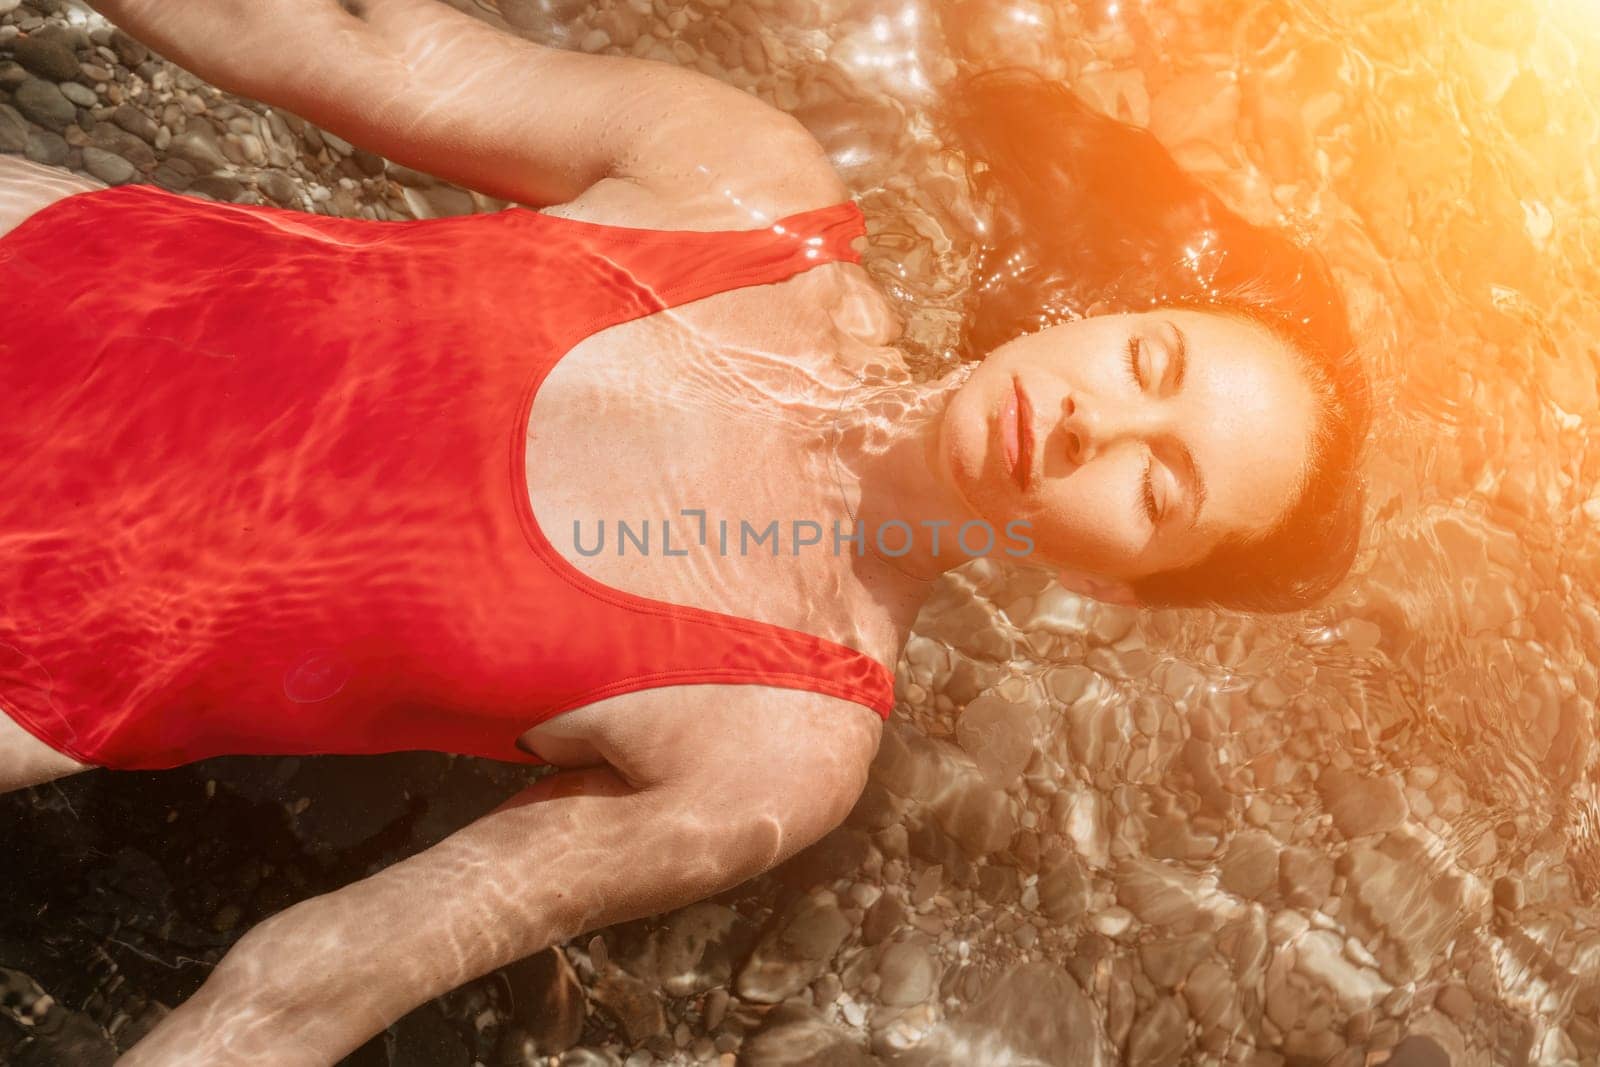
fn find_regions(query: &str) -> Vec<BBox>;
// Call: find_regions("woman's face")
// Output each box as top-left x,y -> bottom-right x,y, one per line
937,308 -> 1318,583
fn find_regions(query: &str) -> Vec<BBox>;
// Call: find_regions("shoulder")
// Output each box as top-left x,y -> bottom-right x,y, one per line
539,168 -> 904,347
541,133 -> 850,234
615,89 -> 852,229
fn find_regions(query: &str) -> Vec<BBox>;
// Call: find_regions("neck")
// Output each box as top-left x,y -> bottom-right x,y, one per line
829,361 -> 982,591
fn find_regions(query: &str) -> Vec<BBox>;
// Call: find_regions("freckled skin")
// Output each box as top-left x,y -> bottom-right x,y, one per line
938,308 -> 1318,583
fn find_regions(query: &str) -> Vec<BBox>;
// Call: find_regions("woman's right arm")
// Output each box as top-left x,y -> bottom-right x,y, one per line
86,0 -> 844,211
116,687 -> 881,1065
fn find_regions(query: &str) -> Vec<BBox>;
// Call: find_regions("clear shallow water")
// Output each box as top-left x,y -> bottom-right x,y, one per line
5,0 -> 1600,1063
527,0 -> 1600,1060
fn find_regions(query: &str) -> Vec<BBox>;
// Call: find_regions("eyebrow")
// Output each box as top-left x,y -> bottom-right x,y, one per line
1167,321 -> 1207,529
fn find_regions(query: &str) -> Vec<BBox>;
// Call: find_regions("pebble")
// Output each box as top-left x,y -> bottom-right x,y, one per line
501,948 -> 585,1054
736,891 -> 851,1003
13,76 -> 75,130
875,938 -> 938,1006
0,101 -> 26,151
79,144 -> 134,184
254,168 -> 299,206
108,28 -> 148,67
150,161 -> 193,190
58,80 -> 95,107
861,892 -> 904,947
23,125 -> 67,164
1126,998 -> 1187,1066
1316,767 -> 1409,838
384,161 -> 435,188
168,124 -> 228,169
1090,907 -> 1134,938
909,864 -> 941,907
589,968 -> 665,1044
1218,829 -> 1281,900
1037,849 -> 1089,922
188,174 -> 245,202
1115,858 -> 1207,929
931,772 -> 1016,857
955,691 -> 1039,784
0,5 -> 1586,1067
1278,846 -> 1334,911
12,34 -> 79,81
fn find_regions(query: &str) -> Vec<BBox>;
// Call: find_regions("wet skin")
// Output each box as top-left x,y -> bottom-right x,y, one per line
937,308 -> 1319,593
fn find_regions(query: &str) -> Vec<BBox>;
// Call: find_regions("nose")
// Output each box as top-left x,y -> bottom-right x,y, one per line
1059,391 -> 1152,465
1060,392 -> 1092,465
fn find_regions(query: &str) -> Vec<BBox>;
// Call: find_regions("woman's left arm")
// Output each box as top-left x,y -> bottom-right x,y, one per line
115,690 -> 880,1066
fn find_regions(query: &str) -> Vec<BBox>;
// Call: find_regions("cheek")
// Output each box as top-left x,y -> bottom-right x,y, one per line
941,390 -> 989,489
1034,460 -> 1143,569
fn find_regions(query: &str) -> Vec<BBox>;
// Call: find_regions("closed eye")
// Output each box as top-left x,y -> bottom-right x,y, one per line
1125,336 -> 1144,388
1167,319 -> 1188,393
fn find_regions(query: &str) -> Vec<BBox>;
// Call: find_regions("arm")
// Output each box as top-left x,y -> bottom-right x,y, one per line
116,689 -> 881,1066
85,0 -> 844,211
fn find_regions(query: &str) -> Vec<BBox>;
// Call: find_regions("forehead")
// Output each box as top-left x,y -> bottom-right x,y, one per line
1163,307 -> 1317,541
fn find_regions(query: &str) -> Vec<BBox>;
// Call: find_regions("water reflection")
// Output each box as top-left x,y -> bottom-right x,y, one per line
523,0 -> 1600,1061
5,0 -> 1600,1062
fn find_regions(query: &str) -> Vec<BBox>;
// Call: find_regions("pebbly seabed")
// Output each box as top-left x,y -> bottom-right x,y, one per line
5,0 -> 1600,1065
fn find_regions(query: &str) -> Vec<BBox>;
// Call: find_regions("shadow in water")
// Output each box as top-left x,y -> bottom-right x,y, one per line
0,752 -> 532,1064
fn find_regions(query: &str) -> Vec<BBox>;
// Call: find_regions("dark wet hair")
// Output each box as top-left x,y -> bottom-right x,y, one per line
937,67 -> 1372,613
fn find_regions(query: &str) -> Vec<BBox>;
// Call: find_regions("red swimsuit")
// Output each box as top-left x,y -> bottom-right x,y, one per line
0,183 -> 894,770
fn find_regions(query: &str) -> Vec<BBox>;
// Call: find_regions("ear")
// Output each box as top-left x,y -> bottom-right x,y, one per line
1056,569 -> 1140,608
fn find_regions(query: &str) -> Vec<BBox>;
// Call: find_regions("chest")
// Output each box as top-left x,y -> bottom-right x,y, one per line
520,267 -> 900,660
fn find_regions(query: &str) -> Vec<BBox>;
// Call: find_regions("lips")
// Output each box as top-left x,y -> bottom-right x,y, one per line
1015,377 -> 1035,489
999,374 -> 1035,491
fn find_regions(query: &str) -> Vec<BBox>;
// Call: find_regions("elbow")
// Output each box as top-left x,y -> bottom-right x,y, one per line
713,767 -> 870,885
619,697 -> 880,918
727,812 -> 792,884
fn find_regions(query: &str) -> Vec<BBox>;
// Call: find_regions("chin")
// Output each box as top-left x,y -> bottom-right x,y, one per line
944,411 -> 999,523
935,396 -> 974,496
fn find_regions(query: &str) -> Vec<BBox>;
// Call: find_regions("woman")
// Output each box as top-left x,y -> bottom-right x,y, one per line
0,0 -> 1370,1062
